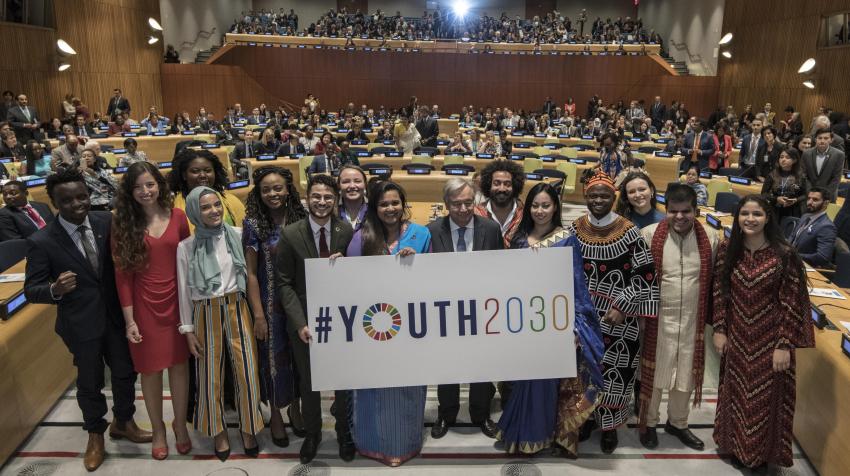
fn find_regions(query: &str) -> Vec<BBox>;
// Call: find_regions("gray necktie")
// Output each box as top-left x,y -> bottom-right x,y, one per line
456,227 -> 467,252
77,225 -> 99,273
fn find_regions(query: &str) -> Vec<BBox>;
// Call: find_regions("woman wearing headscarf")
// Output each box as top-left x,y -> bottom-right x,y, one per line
176,186 -> 264,461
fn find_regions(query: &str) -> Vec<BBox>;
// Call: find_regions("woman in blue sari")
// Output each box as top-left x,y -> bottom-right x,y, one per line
346,180 -> 431,466
496,183 -> 604,458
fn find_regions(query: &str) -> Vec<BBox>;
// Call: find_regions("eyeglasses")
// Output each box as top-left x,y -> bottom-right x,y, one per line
447,200 -> 474,210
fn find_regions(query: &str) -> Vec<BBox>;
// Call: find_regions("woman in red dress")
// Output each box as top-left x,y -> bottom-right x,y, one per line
112,161 -> 192,460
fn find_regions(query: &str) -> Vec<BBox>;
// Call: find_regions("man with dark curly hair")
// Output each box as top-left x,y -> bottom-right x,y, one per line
473,159 -> 525,247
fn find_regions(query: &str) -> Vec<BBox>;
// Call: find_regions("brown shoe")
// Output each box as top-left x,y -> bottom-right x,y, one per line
84,433 -> 105,472
108,419 -> 153,443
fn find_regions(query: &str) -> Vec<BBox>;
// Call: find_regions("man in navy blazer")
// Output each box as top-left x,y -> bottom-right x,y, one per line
426,177 -> 504,440
737,117 -> 764,178
23,169 -> 150,471
681,118 -> 716,172
0,180 -> 53,241
6,93 -> 40,142
276,134 -> 306,156
791,187 -> 837,268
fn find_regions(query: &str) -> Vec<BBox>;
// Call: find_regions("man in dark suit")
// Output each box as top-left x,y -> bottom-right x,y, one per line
681,118 -> 716,172
650,96 -> 666,131
105,88 -> 131,119
415,106 -> 439,147
738,117 -> 764,178
228,129 -> 255,179
275,174 -> 355,464
247,107 -> 265,125
791,187 -> 837,267
73,114 -> 96,139
276,134 -> 305,156
6,94 -> 40,142
427,178 -> 503,439
23,169 -> 150,472
802,128 -> 846,202
0,180 -> 53,241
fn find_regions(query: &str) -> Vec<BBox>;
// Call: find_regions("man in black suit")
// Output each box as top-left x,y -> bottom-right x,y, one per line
105,88 -> 131,119
73,114 -> 95,139
802,128 -> 846,202
24,169 -> 150,472
228,129 -> 255,179
276,134 -> 305,156
275,174 -> 355,464
0,180 -> 53,241
650,96 -> 666,132
427,178 -> 503,439
415,105 -> 439,147
6,94 -> 40,142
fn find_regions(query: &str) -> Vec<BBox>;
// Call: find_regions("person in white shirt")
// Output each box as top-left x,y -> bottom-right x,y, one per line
299,125 -> 320,154
176,186 -> 263,461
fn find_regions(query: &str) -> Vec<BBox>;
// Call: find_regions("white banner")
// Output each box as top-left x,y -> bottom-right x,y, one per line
305,247 -> 576,391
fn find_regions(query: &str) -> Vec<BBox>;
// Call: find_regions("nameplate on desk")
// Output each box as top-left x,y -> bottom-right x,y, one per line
202,143 -> 220,149
24,177 -> 47,187
656,193 -> 666,204
385,151 -> 402,157
297,45 -> 306,48
257,154 -> 276,161
445,168 -> 469,176
227,179 -> 250,190
514,143 -> 530,149
362,128 -> 373,133
511,132 -> 524,136
289,153 -> 304,159
406,168 -> 431,175
337,129 -> 350,133
181,130 -> 196,135
109,148 -> 126,154
474,153 -> 493,159
122,132 -> 137,137
0,157 -> 12,163
842,334 -> 850,359
351,139 -> 367,145
436,140 -> 449,146
581,135 -> 594,140
356,151 -> 372,157
705,213 -> 722,229
508,154 -> 524,161
383,140 -> 395,145
98,125 -> 109,130
152,132 -> 167,136
543,144 -> 558,149
728,176 -> 752,185
158,162 -> 172,169
811,304 -> 829,329
541,155 -> 555,162
525,173 -> 543,180
629,137 -> 644,143
367,168 -> 391,176
534,133 -> 546,138
733,144 -> 741,150
724,226 -> 732,239
248,42 -> 257,46
654,151 -> 673,157
371,123 -> 381,128
263,43 -> 273,47
115,166 -> 128,173
258,123 -> 268,127
568,158 -> 586,164
1,290 -> 27,320
654,138 -> 671,144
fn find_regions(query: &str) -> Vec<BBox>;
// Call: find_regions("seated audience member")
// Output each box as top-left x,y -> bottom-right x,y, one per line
140,111 -> 169,134
73,114 -> 95,139
299,126 -> 320,154
197,112 -> 219,132
255,128 -> 279,155
499,130 -> 512,155
664,133 -> 685,155
307,141 -> 341,175
801,128 -> 845,202
614,156 -> 648,189
0,180 -> 53,240
247,107 -> 265,125
313,131 -> 336,156
24,140 -> 52,177
277,134 -> 305,156
446,131 -> 471,154
45,117 -> 64,139
0,130 -> 25,163
52,133 -> 82,168
83,140 -> 111,170
790,187 -> 836,268
376,120 -> 394,142
170,114 -> 192,134
229,129 -> 256,179
345,122 -> 368,143
79,148 -> 118,211
682,165 -> 708,206
108,114 -> 133,136
338,140 -> 360,166
118,137 -> 148,167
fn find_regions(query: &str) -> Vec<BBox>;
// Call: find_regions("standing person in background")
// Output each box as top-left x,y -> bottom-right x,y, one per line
761,148 -> 808,221
24,169 -> 152,472
755,125 -> 785,181
106,88 -> 131,119
7,94 -> 40,142
243,167 -> 307,449
112,162 -> 192,460
598,132 -> 626,179
394,115 -> 421,155
681,118 -> 716,173
801,128 -> 845,202
712,195 -> 814,472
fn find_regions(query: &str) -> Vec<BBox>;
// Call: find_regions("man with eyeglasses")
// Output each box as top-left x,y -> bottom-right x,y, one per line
426,177 -> 504,440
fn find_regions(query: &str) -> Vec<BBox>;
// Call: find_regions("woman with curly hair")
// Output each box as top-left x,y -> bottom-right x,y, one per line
242,166 -> 307,448
112,161 -> 192,459
168,148 -> 245,232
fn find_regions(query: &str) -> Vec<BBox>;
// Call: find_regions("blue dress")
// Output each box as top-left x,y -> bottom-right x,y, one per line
496,228 -> 603,455
242,218 -> 294,408
347,222 -> 431,466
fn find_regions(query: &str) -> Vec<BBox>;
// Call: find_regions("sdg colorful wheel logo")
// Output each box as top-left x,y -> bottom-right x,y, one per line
362,303 -> 402,341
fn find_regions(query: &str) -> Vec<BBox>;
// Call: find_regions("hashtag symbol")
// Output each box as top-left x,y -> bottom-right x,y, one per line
315,306 -> 332,343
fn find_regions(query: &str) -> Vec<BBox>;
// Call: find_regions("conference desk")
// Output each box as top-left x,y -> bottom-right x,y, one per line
0,260 -> 76,465
98,134 -> 215,163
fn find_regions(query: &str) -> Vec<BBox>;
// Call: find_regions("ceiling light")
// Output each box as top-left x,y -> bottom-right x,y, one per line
803,80 -> 815,89
56,39 -> 77,55
718,33 -> 733,45
453,0 -> 470,19
57,62 -> 71,72
721,51 -> 732,58
148,36 -> 159,45
148,17 -> 163,31
798,58 -> 816,73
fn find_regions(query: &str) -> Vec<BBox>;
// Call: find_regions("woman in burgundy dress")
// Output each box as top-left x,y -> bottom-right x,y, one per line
112,161 -> 192,460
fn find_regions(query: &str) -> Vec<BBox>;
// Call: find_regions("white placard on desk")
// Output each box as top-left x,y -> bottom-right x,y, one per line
809,287 -> 847,300
0,273 -> 25,283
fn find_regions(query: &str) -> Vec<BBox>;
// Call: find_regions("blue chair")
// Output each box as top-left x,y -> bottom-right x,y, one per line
0,239 -> 27,272
714,192 -> 740,214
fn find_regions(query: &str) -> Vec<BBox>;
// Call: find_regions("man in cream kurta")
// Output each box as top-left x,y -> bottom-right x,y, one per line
640,184 -> 719,450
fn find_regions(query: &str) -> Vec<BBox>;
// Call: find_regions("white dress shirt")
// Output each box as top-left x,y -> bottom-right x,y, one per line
449,218 -> 475,252
588,211 -> 618,227
486,199 -> 518,234
815,149 -> 828,175
176,228 -> 242,332
308,215 -> 330,254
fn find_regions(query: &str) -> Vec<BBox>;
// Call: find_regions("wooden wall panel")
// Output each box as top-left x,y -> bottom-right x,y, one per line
0,0 -> 162,121
212,46 -> 719,117
159,63 -> 281,116
718,0 -> 850,126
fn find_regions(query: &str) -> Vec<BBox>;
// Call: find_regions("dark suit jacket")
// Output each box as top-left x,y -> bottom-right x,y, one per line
277,143 -> 305,156
755,141 -> 786,177
6,105 -> 39,141
72,124 -> 96,138
231,141 -> 257,161
24,211 -> 123,345
0,201 -> 54,241
738,133 -> 764,166
683,131 -> 716,161
275,217 -> 353,333
106,97 -> 131,117
415,117 -> 439,147
802,146 -> 845,202
792,212 -> 837,267
834,197 -> 850,247
650,102 -> 666,127
427,215 -> 504,253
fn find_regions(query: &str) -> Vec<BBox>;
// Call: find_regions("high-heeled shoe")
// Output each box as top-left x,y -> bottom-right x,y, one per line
172,422 -> 192,455
242,433 -> 260,458
214,447 -> 230,462
271,425 -> 290,448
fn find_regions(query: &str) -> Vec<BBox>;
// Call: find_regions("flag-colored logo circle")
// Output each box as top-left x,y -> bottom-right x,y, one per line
363,303 -> 402,341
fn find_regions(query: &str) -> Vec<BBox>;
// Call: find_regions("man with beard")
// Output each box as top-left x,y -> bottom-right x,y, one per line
791,186 -> 836,267
473,159 -> 525,248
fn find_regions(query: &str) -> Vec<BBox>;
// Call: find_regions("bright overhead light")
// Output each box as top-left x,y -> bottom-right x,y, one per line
721,51 -> 732,58
803,80 -> 815,89
56,39 -> 77,55
148,17 -> 163,31
57,62 -> 71,72
718,33 -> 733,45
798,58 -> 816,73
148,36 -> 159,45
453,0 -> 470,19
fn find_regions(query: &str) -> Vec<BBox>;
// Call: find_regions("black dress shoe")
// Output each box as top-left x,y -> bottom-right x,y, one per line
664,421 -> 705,451
578,420 -> 595,442
288,406 -> 307,438
479,418 -> 498,439
431,417 -> 450,439
300,433 -> 322,464
639,427 -> 658,449
600,429 -> 618,454
338,433 -> 356,462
